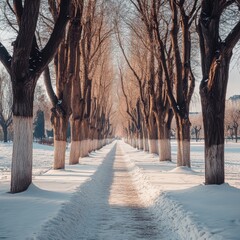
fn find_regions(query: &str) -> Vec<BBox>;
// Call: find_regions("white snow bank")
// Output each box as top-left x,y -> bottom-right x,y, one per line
169,166 -> 197,174
0,140 -> 240,240
120,141 -> 240,240
0,142 -> 116,240
35,144 -> 117,240
168,184 -> 240,239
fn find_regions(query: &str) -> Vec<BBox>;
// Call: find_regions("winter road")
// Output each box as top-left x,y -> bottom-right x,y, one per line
90,143 -> 161,239
36,142 -> 164,240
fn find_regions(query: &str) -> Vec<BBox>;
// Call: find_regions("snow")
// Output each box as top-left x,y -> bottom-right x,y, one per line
0,140 -> 240,239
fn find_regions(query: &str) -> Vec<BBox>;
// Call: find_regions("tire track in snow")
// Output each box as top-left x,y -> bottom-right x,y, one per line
34,142 -> 164,240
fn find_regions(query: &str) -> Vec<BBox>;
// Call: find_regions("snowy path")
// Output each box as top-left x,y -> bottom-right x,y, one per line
36,142 -> 164,240
90,144 -> 161,239
1,140 -> 240,239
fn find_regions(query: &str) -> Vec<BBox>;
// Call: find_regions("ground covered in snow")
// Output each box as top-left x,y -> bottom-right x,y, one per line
0,140 -> 240,239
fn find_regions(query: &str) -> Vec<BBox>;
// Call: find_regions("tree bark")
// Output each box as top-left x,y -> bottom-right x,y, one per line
11,116 -> 33,193
200,56 -> 231,184
2,125 -> 8,143
198,0 -> 240,184
69,119 -> 82,165
0,0 -> 71,193
147,115 -> 158,154
137,130 -> 143,150
10,79 -> 35,193
147,132 -> 158,154
80,120 -> 90,158
233,124 -> 238,143
175,116 -> 191,167
142,122 -> 149,152
52,116 -> 68,169
68,3 -> 83,164
157,118 -> 171,161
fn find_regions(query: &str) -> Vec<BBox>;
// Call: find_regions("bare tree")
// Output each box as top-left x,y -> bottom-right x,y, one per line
67,1 -> 84,165
33,84 -> 51,140
0,70 -> 12,142
151,0 -> 199,166
190,113 -> 203,141
42,1 -> 84,169
126,0 -> 198,164
198,0 -> 240,184
76,0 -> 114,157
116,12 -> 160,154
119,66 -> 142,149
0,0 -> 71,193
89,40 -> 115,150
225,101 -> 240,142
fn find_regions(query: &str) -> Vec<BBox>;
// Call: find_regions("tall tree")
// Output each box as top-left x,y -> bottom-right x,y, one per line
77,0 -> 113,157
198,0 -> 240,184
145,0 -> 198,165
119,67 -> 143,149
225,103 -> 240,142
116,14 -> 160,154
0,0 -> 71,193
43,1 -> 84,169
0,70 -> 12,142
69,1 -> 84,164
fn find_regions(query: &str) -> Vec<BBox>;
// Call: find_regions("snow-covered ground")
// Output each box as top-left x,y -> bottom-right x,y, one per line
0,140 -> 240,239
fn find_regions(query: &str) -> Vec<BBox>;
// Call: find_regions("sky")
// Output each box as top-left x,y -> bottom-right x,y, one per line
228,67 -> 240,98
189,66 -> 240,112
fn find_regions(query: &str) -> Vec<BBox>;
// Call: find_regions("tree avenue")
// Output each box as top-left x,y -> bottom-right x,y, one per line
116,0 -> 239,185
0,0 -> 239,193
0,0 -> 72,193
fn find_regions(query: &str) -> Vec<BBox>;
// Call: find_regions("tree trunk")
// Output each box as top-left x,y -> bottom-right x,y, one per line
11,116 -> 33,193
80,139 -> 87,158
200,57 -> 231,184
157,119 -> 171,161
2,125 -> 8,143
11,81 -> 35,193
132,133 -> 137,148
80,120 -> 89,158
53,117 -> 68,169
142,123 -> 149,152
148,131 -> 158,154
176,116 -> 191,167
197,0 -> 240,184
138,130 -> 143,150
147,117 -> 158,154
0,0 -> 72,194
195,129 -> 198,142
69,119 -> 81,164
234,125 -> 238,143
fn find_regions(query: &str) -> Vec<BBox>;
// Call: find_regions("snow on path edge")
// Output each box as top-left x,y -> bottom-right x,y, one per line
119,142 -> 216,240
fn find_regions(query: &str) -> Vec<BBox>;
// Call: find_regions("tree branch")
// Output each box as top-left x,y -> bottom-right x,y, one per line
119,67 -> 138,128
13,0 -> 23,25
224,20 -> 240,55
37,0 -> 72,74
0,43 -> 12,74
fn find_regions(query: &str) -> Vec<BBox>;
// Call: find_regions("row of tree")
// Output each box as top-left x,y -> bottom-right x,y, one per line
0,0 -> 239,193
2,89 -> 240,144
117,0 -> 240,185
0,0 -> 115,193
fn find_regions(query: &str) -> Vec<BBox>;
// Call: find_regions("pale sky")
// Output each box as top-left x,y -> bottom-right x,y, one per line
227,67 -> 240,99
